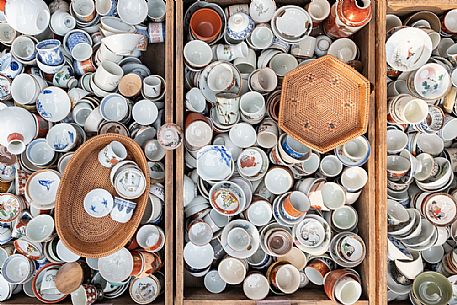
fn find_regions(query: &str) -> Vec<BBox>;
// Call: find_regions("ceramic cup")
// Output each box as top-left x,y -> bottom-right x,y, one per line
256,118 -> 278,149
266,262 -> 300,294
249,68 -> 277,93
291,35 -> 317,58
70,284 -> 103,305
218,256 -> 247,285
143,75 -> 162,99
136,225 -> 165,252
319,155 -> 343,177
72,0 -> 97,22
98,140 -> 128,168
51,10 -> 76,36
65,30 -> 93,62
94,60 -> 123,92
190,8 -> 222,43
111,197 -> 136,223
36,39 -> 64,66
239,91 -> 266,123
214,93 -> 240,125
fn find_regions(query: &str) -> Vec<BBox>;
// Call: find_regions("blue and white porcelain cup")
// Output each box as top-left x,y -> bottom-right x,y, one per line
281,134 -> 311,161
36,39 -> 64,67
0,53 -> 24,79
111,197 -> 136,223
64,29 -> 93,61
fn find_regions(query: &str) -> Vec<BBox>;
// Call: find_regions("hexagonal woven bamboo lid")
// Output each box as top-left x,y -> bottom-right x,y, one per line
278,55 -> 370,153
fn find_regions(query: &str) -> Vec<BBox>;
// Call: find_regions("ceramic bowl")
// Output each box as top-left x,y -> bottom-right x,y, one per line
208,181 -> 246,216
221,219 -> 260,259
196,145 -> 234,182
101,33 -> 143,56
36,87 -> 71,122
25,170 -> 61,209
271,6 -> 312,43
46,123 -> 79,152
116,0 -> 148,25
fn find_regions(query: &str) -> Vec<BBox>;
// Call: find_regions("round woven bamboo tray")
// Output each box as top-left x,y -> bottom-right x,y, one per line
278,55 -> 370,153
55,134 -> 150,258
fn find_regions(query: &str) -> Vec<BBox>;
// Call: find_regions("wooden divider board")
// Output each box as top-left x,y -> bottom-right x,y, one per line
2,0 -> 174,304
175,0 -> 377,304
377,1 -> 457,305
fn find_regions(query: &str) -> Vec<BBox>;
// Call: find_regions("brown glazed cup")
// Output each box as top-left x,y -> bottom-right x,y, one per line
323,268 -> 361,301
190,8 -> 223,43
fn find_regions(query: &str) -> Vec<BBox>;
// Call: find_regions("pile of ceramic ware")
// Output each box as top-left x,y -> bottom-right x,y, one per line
385,9 -> 457,304
182,0 -> 373,303
0,0 -> 171,303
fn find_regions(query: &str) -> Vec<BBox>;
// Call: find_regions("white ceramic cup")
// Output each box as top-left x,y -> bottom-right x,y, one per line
183,40 -> 213,69
72,0 -> 96,22
143,75 -> 162,98
387,128 -> 408,154
136,224 -> 165,252
269,53 -> 298,77
240,91 -> 266,122
334,277 -> 362,305
249,68 -> 277,93
319,155 -> 343,177
249,24 -> 273,50
185,87 -> 206,113
11,73 -> 40,105
306,0 -> 330,24
272,263 -> 300,294
256,118 -> 278,149
204,269 -> 226,294
98,140 -> 128,167
332,206 -> 358,231
218,256 -> 247,285
94,60 -> 124,92
234,48 -> 257,74
243,273 -> 270,300
26,215 -> 54,242
51,10 -> 76,36
291,35 -> 316,58
187,219 -> 213,246
11,36 -> 37,61
147,0 -> 166,22
0,23 -> 16,45
214,93 -> 240,125
341,136 -> 370,162
301,153 -> 320,175
207,64 -> 234,92
321,182 -> 346,210
328,38 -> 358,63
132,99 -> 159,125
340,166 -> 368,192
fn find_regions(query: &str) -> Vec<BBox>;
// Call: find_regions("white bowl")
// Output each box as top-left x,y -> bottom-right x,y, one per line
229,123 -> 256,148
5,0 -> 50,35
265,167 -> 293,194
46,123 -> 78,152
100,93 -> 129,121
26,170 -> 61,208
132,99 -> 158,125
100,16 -> 136,33
101,33 -> 143,56
196,145 -> 233,181
117,0 -> 148,25
26,139 -> 55,166
37,86 -> 71,122
83,188 -> 114,218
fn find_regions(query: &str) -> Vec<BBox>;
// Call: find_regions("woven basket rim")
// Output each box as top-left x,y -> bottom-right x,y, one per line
55,134 -> 150,258
278,55 -> 370,153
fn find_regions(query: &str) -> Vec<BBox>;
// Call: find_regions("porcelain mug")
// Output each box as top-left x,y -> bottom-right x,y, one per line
98,140 -> 128,167
214,93 -> 240,125
111,197 -> 136,223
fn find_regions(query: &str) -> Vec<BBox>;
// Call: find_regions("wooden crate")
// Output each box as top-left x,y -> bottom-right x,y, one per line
376,1 -> 457,305
2,1 -> 175,304
175,0 -> 377,304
